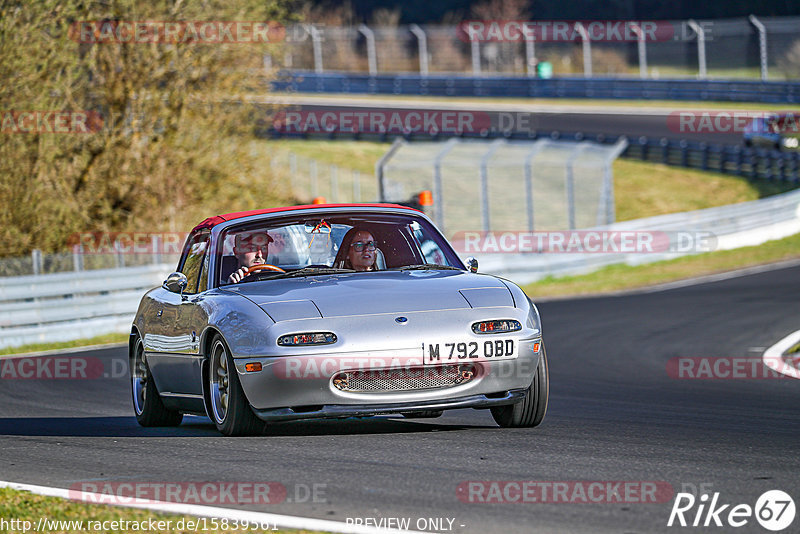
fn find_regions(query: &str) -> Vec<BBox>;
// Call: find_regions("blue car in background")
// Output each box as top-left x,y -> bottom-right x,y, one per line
743,113 -> 800,151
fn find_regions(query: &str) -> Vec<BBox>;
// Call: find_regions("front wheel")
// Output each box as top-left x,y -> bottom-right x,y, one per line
208,334 -> 263,436
491,345 -> 549,428
131,334 -> 183,427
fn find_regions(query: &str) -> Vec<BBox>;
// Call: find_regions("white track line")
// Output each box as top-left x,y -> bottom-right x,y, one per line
762,330 -> 800,380
0,480 -> 423,534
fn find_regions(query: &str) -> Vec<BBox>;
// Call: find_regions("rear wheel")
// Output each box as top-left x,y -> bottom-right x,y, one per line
209,334 -> 263,436
131,334 -> 183,427
491,345 -> 549,428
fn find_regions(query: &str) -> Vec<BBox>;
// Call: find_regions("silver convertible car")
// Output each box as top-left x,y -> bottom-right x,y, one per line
130,204 -> 548,435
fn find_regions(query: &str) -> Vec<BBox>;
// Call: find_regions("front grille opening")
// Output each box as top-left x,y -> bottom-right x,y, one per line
331,364 -> 478,393
485,390 -> 509,399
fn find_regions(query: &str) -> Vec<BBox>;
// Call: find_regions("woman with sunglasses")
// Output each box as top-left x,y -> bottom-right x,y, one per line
341,228 -> 378,271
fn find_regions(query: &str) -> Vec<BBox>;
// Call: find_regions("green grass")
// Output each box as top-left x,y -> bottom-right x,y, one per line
523,231 -> 800,298
0,487 -> 315,533
0,333 -> 128,357
279,92 -> 794,111
612,159 -> 794,221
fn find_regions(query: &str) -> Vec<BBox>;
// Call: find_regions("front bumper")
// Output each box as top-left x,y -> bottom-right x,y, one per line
252,389 -> 527,422
234,336 -> 543,413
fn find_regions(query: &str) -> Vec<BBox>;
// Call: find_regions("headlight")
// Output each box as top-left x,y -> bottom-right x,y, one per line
472,320 -> 521,334
278,332 -> 337,346
782,137 -> 799,148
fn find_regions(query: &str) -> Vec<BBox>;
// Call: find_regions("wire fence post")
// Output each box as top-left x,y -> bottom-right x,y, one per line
574,23 -> 592,78
525,36 -> 536,77
375,137 -> 406,202
523,140 -> 550,232
688,20 -> 707,79
749,15 -> 768,81
31,249 -> 41,275
310,159 -> 318,198
309,25 -> 323,74
330,165 -> 338,202
471,35 -> 481,75
432,138 -> 459,233
352,170 -> 361,202
565,143 -> 592,230
479,139 -> 505,232
409,24 -> 428,76
358,24 -> 377,76
152,235 -> 161,265
630,23 -> 648,79
289,152 -> 297,194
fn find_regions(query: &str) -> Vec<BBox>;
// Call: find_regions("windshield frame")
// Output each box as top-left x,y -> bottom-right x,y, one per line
208,206 -> 465,289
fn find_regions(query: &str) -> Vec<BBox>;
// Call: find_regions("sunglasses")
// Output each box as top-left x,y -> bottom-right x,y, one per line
351,241 -> 377,252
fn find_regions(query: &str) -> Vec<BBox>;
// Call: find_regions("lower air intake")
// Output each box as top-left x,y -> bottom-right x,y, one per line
332,364 -> 476,393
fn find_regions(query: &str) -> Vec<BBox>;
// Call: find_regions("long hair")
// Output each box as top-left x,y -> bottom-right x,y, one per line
334,227 -> 375,270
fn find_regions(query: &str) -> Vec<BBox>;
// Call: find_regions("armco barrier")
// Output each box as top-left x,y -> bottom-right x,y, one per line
476,187 -> 800,284
272,71 -> 800,104
0,264 -> 171,350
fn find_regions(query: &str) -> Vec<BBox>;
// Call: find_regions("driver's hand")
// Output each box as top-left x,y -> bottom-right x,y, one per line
228,266 -> 250,284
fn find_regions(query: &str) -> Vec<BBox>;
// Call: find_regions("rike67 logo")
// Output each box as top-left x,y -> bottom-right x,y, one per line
668,490 -> 795,531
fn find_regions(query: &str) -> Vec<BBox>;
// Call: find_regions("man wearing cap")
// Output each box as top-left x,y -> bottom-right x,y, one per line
228,230 -> 274,283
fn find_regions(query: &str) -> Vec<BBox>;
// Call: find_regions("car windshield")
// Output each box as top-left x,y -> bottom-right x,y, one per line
216,212 -> 464,285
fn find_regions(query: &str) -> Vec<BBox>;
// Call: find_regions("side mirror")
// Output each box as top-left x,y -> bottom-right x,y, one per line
163,272 -> 188,294
465,257 -> 478,273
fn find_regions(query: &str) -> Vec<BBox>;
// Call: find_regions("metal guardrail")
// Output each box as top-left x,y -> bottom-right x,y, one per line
0,264 -> 171,349
477,187 -> 800,284
272,72 -> 800,103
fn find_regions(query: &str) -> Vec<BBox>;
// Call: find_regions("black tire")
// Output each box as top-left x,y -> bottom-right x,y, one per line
130,333 -> 183,427
208,334 -> 263,436
491,345 -> 549,428
401,410 -> 444,419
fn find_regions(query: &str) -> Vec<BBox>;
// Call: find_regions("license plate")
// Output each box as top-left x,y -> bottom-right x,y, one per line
422,339 -> 517,365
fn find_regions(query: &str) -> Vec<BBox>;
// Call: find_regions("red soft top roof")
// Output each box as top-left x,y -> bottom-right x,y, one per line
190,203 -> 420,233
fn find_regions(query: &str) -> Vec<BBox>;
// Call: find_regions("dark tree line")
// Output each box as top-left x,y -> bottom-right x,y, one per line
334,0 -> 800,23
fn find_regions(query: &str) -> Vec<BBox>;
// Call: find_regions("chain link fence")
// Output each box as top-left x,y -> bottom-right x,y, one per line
378,138 -> 627,239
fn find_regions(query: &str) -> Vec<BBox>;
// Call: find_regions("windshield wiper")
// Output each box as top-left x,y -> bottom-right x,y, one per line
393,264 -> 461,271
253,266 -> 356,280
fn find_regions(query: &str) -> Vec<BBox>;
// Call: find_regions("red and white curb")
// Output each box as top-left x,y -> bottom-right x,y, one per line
762,330 -> 800,380
0,480 -> 423,534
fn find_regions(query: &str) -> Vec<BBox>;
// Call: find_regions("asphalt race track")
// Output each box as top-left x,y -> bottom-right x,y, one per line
1,264 -> 799,533
275,98 -> 745,145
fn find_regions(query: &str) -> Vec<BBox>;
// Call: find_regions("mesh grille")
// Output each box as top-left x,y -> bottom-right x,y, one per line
332,365 -> 476,393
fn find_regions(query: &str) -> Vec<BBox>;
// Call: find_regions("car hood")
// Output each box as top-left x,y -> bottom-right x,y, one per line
222,270 -> 514,321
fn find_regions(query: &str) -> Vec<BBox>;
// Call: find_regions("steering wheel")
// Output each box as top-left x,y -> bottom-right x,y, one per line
244,263 -> 286,276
